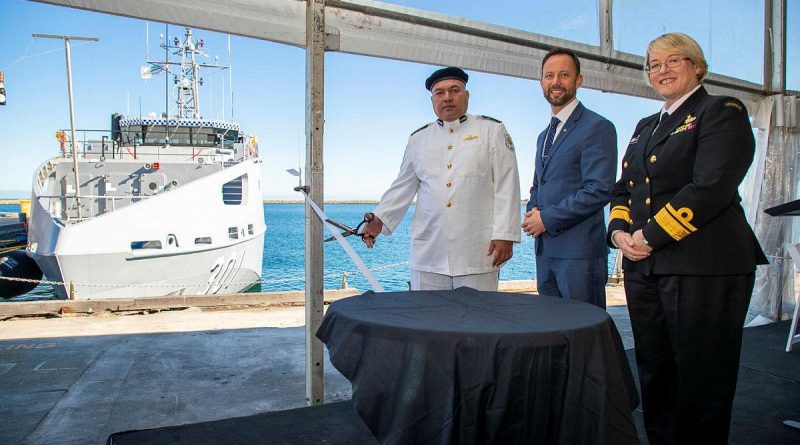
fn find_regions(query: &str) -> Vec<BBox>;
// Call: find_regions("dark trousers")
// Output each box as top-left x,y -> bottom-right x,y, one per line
535,256 -> 607,309
624,271 -> 754,445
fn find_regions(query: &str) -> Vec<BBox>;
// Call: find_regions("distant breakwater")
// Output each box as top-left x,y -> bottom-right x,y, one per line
0,198 -> 381,205
2,198 -> 531,205
265,200 -> 380,204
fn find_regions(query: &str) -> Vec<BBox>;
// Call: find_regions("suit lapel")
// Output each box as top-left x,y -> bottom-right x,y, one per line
646,87 -> 708,154
636,115 -> 660,164
535,131 -> 545,172
542,103 -> 584,172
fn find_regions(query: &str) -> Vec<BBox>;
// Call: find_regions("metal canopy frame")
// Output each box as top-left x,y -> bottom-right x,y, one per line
32,0 -> 798,404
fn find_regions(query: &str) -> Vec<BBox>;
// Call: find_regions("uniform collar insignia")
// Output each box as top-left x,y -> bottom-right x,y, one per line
438,114 -> 468,130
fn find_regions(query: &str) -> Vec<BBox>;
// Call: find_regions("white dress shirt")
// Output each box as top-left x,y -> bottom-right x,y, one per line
551,98 -> 580,144
374,114 -> 521,276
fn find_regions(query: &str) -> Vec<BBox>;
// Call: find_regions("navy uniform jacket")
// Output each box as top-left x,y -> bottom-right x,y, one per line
527,102 -> 617,258
607,86 -> 767,275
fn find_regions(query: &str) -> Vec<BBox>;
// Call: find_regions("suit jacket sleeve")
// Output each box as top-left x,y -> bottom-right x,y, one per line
491,123 -> 522,242
642,97 -> 754,250
540,118 -> 617,235
373,137 -> 420,235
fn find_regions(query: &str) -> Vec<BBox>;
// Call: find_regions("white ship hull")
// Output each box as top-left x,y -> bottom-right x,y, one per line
28,156 -> 265,300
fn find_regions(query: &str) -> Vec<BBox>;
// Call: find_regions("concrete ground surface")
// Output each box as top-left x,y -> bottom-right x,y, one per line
0,286 -> 632,445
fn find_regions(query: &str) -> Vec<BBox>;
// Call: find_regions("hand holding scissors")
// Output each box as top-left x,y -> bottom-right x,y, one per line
324,212 -> 381,248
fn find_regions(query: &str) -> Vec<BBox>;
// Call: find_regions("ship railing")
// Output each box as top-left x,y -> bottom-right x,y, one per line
56,128 -> 257,163
36,193 -> 154,223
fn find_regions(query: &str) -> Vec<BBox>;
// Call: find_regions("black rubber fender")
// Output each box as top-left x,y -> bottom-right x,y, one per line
0,250 -> 43,298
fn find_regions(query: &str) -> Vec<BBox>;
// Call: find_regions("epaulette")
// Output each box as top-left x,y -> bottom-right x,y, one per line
722,99 -> 744,112
411,123 -> 431,136
477,115 -> 502,123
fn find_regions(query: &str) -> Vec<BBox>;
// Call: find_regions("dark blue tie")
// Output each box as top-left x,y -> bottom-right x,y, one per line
542,116 -> 560,160
653,112 -> 668,135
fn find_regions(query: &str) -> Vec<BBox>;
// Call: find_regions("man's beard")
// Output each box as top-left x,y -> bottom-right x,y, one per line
545,89 -> 575,107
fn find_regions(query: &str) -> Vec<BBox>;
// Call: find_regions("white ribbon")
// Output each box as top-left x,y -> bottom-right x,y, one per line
288,169 -> 384,292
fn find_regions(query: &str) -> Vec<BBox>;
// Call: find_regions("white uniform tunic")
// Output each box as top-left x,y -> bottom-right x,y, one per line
374,114 -> 521,276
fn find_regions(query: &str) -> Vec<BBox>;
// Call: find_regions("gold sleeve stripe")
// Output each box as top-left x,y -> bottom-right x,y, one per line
654,203 -> 697,241
666,203 -> 697,231
609,205 -> 632,224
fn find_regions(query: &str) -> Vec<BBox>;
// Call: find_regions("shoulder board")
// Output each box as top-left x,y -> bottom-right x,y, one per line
410,123 -> 431,136
477,115 -> 502,123
707,95 -> 746,113
722,99 -> 744,112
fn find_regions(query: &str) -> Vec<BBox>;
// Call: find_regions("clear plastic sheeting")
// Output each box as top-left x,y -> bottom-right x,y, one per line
379,0 -> 601,46
748,95 -> 800,324
613,0 -> 764,84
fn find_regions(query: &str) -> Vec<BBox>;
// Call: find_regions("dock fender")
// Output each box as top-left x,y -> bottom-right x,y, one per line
0,250 -> 43,298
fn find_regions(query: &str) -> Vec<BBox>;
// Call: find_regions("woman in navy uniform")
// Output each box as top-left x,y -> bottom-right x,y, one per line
607,33 -> 768,445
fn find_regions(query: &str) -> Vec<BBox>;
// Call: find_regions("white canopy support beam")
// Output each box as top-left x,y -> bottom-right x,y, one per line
305,0 -> 326,407
599,0 -> 613,66
764,0 -> 787,94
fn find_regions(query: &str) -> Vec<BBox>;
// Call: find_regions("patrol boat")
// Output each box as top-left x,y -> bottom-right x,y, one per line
26,28 -> 265,300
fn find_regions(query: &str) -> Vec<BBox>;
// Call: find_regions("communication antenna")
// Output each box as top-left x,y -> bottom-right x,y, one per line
32,33 -> 99,220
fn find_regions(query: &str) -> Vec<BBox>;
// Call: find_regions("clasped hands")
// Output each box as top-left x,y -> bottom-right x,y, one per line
614,229 -> 652,262
521,208 -> 545,237
524,208 -> 652,262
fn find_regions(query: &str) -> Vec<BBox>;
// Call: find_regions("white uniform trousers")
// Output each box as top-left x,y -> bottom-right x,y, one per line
410,269 -> 499,292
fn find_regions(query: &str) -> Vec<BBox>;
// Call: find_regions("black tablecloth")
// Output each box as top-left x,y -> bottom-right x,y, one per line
317,288 -> 639,445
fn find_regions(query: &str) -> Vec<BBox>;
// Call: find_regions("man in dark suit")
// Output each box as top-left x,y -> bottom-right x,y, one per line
522,48 -> 617,308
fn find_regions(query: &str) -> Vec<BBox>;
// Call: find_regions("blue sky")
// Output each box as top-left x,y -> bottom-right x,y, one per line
0,0 -> 794,200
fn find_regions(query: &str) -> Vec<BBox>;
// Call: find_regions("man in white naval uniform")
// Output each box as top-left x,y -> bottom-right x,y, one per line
361,67 -> 521,291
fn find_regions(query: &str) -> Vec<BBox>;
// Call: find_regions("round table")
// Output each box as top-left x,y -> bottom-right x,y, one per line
317,288 -> 639,445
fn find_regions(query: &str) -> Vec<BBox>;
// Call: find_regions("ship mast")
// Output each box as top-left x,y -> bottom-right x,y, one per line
145,27 -> 228,119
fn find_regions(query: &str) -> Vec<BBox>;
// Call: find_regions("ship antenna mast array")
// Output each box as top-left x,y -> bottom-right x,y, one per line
144,27 -> 229,120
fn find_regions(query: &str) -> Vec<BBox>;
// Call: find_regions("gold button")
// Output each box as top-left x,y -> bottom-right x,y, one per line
650,155 -> 657,163
447,144 -> 453,150
646,177 -> 650,184
628,199 -> 632,206
446,202 -> 452,208
629,180 -> 634,188
646,197 -> 651,205
446,181 -> 452,188
447,163 -> 453,169
623,161 -> 629,168
448,128 -> 454,133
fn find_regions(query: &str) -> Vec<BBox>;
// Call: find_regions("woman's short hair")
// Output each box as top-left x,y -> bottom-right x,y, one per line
646,33 -> 708,81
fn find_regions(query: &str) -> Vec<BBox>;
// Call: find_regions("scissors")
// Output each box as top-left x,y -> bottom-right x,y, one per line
324,213 -> 375,242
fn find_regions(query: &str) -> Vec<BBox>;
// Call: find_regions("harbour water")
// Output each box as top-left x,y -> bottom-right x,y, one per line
0,203 -> 618,300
